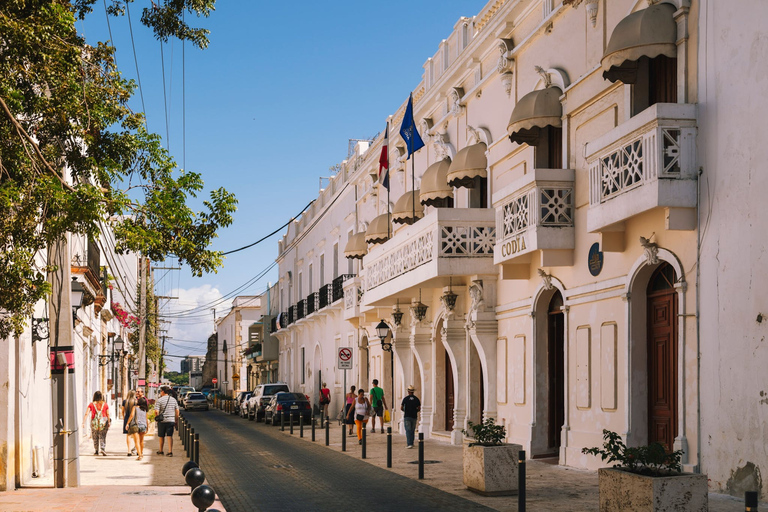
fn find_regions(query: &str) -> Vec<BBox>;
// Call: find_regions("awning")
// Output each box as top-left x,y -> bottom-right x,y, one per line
507,87 -> 563,146
446,143 -> 487,189
365,214 -> 391,245
601,3 -> 677,84
392,189 -> 425,225
343,232 -> 368,259
420,158 -> 453,207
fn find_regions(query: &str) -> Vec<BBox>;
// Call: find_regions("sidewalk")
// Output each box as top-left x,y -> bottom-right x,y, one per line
265,412 -> 758,512
0,421 -> 226,512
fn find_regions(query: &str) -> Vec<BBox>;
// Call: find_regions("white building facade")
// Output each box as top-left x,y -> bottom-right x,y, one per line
212,296 -> 261,397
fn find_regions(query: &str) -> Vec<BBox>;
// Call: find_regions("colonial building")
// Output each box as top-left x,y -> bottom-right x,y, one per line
211,296 -> 261,396
274,0 -> 766,498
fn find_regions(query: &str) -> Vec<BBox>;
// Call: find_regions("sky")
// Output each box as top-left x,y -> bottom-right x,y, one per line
81,1 -> 487,369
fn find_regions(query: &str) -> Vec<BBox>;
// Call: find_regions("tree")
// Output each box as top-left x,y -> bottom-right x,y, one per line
165,371 -> 189,386
0,0 -> 235,337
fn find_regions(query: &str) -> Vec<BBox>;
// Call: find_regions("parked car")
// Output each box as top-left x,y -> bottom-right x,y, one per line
184,392 -> 209,411
238,392 -> 252,418
178,390 -> 193,409
247,383 -> 290,421
264,392 -> 312,426
233,391 -> 249,415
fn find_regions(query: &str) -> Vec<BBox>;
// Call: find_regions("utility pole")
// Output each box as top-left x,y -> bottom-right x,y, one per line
137,255 -> 147,395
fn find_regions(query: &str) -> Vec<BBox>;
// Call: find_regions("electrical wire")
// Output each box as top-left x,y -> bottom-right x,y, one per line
221,201 -> 313,255
124,1 -> 147,128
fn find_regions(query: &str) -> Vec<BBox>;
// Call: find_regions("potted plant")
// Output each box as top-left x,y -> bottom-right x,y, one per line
461,418 -> 522,496
583,430 -> 708,511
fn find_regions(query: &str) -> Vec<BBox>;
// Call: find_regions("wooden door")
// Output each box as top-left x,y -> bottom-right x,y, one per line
548,291 -> 565,452
445,351 -> 454,431
647,264 -> 678,451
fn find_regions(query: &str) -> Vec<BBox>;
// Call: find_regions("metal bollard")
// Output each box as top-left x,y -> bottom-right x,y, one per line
193,433 -> 199,465
290,413 -> 294,435
418,433 -> 424,479
281,412 -> 285,431
362,426 -> 367,459
325,418 -> 329,446
181,421 -> 186,449
188,428 -> 194,459
387,427 -> 392,468
311,414 -> 316,442
341,419 -> 346,452
300,414 -> 304,438
519,449 -> 526,512
746,491 -> 758,512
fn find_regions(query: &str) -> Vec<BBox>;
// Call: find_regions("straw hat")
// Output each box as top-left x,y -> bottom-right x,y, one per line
407,385 -> 415,392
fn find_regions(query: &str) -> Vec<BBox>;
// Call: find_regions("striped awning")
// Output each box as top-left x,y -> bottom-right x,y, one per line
420,158 -> 453,207
365,214 -> 391,245
507,87 -> 563,146
343,232 -> 368,259
446,143 -> 487,189
392,189 -> 424,225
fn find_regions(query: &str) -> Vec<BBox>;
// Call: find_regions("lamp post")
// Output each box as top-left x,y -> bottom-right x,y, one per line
375,320 -> 394,434
99,336 -> 124,413
70,278 -> 84,324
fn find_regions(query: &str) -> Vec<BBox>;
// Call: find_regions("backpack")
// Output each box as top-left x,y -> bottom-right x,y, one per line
90,403 -> 110,431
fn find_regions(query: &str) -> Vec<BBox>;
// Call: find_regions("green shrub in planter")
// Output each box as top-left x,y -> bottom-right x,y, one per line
462,418 -> 506,446
582,429 -> 683,476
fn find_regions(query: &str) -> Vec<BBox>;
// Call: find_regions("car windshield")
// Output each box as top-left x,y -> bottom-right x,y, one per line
264,385 -> 289,395
187,393 -> 204,399
277,393 -> 306,401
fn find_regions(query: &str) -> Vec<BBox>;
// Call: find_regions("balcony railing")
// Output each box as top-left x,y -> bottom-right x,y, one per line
288,306 -> 296,325
586,103 -> 697,232
297,299 -> 306,320
306,292 -> 318,315
270,316 -> 277,333
362,208 -> 495,305
318,284 -> 331,309
332,274 -> 354,303
493,168 -> 574,266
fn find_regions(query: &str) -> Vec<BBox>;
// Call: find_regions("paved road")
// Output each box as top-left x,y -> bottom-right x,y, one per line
186,410 -> 492,512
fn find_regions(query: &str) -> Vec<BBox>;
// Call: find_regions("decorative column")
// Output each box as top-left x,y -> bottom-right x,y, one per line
465,278 -> 499,422
442,319 -> 468,445
392,328 -> 412,435
409,304 -> 434,437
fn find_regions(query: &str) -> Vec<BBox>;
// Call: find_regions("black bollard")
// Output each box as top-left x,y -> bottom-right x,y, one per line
188,428 -> 195,459
746,491 -> 758,512
193,433 -> 199,465
325,418 -> 329,446
341,419 -> 346,452
182,421 -> 187,450
418,433 -> 424,479
185,467 -> 205,492
311,413 -> 316,442
300,414 -> 304,438
387,427 -> 392,468
519,449 -> 526,512
281,412 -> 285,431
290,413 -> 294,435
190,484 -> 215,511
362,426 -> 367,459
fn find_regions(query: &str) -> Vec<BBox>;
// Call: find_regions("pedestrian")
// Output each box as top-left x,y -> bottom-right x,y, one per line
346,388 -> 371,445
319,382 -> 331,420
127,396 -> 148,460
344,385 -> 356,436
83,391 -> 111,456
369,379 -> 387,434
155,385 -> 179,456
400,385 -> 421,449
122,390 -> 137,456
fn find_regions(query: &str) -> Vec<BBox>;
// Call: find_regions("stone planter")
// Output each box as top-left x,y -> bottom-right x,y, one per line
598,467 -> 708,512
463,443 -> 522,496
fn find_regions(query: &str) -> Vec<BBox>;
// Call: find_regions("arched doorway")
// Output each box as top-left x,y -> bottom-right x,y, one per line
547,290 -> 565,454
646,262 -> 678,451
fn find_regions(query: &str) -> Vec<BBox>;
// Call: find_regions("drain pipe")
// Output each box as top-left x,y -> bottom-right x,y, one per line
695,167 -> 703,473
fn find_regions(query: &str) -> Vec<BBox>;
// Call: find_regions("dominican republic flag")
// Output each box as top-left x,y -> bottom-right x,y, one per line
399,93 -> 425,157
379,123 -> 390,190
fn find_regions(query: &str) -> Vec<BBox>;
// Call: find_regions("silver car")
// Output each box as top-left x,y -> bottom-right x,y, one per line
184,392 -> 209,411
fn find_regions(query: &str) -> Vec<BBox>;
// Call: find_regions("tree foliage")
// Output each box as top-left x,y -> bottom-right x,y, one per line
0,0 -> 235,337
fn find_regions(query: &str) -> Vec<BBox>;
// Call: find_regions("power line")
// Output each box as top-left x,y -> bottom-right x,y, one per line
124,1 -> 147,127
221,201 -> 313,255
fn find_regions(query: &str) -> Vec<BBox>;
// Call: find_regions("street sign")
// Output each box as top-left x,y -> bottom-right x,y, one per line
212,377 -> 218,384
338,347 -> 353,370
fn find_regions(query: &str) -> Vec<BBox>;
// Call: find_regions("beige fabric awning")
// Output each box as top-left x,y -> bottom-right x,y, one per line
343,232 -> 368,259
392,189 -> 425,225
601,3 -> 677,83
446,143 -> 487,189
420,158 -> 453,207
365,214 -> 391,245
507,87 -> 563,146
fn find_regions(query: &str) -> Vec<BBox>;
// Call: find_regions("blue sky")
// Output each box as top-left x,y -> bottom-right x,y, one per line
82,1 -> 486,365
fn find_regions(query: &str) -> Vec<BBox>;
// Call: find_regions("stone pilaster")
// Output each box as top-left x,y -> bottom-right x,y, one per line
442,320 -> 468,445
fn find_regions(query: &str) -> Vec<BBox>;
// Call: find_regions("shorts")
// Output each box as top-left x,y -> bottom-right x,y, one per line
127,424 -> 139,435
138,426 -> 147,434
372,405 -> 384,417
158,421 -> 175,437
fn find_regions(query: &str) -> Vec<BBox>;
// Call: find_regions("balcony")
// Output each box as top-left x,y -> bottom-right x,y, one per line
318,284 -> 331,309
296,299 -> 306,320
586,103 -> 697,236
288,306 -> 296,325
270,316 -> 277,334
306,292 -> 318,315
343,276 -> 362,323
362,208 -> 496,306
333,274 -> 354,303
492,168 -> 575,274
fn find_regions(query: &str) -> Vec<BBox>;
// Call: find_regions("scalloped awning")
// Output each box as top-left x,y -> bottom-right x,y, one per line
343,232 -> 368,259
601,3 -> 677,84
392,189 -> 424,225
446,143 -> 487,189
365,214 -> 391,245
420,158 -> 454,207
507,87 -> 563,146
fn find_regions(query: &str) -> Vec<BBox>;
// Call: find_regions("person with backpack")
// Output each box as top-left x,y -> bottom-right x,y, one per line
127,396 -> 149,460
369,379 -> 387,434
83,390 -> 111,456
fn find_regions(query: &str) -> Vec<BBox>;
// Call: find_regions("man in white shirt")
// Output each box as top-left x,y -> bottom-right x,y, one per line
155,386 -> 179,456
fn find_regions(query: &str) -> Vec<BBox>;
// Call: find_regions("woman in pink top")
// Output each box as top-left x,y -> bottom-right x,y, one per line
344,385 -> 356,435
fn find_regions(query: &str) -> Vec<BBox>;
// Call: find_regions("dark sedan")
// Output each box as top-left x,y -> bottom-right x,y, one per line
264,392 -> 312,425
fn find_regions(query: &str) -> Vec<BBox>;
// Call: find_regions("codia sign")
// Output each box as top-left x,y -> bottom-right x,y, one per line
499,235 -> 527,258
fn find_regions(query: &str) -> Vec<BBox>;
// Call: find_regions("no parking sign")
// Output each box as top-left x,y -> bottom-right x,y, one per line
337,347 -> 353,370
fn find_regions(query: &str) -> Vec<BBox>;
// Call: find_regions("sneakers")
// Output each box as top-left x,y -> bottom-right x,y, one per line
407,445 -> 414,449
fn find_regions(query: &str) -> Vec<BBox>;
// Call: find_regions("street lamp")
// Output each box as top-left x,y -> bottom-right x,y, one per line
375,319 -> 395,433
70,278 -> 84,323
392,300 -> 404,327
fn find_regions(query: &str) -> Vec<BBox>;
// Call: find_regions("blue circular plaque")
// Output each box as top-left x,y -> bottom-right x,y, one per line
588,242 -> 604,277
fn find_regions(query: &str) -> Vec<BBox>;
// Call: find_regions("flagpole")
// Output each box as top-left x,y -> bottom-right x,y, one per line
411,96 -> 416,224
387,123 -> 391,239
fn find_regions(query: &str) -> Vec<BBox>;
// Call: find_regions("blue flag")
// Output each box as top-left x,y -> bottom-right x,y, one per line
399,93 -> 425,157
